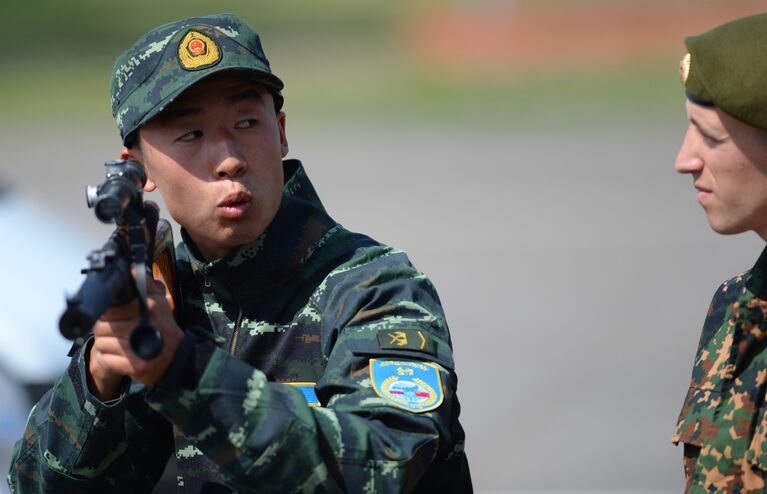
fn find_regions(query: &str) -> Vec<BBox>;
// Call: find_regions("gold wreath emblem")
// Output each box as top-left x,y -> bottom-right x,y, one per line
178,31 -> 221,70
679,53 -> 691,86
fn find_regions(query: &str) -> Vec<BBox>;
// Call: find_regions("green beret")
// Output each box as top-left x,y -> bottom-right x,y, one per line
110,13 -> 284,145
681,13 -> 767,130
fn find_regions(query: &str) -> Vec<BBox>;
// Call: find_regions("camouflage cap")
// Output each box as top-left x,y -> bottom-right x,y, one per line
110,13 -> 284,144
680,13 -> 767,130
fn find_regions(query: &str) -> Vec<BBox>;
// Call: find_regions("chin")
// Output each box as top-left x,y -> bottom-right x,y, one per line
708,220 -> 748,236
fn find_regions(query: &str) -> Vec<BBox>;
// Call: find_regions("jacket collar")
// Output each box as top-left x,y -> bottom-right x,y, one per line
180,159 -> 338,293
747,244 -> 767,298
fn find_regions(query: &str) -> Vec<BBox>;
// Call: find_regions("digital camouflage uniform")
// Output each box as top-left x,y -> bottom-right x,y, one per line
8,161 -> 472,492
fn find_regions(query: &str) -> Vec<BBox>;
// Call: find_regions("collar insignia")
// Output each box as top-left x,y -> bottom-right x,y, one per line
178,30 -> 222,71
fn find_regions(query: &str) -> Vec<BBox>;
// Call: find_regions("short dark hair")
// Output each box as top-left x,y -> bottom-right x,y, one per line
125,131 -> 140,149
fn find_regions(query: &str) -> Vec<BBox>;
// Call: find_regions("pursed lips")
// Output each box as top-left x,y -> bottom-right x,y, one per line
218,191 -> 253,218
694,183 -> 713,203
218,190 -> 252,207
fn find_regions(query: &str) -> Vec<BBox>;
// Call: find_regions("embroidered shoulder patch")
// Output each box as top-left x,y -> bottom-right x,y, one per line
286,382 -> 321,407
370,359 -> 443,413
178,30 -> 222,71
376,329 -> 436,355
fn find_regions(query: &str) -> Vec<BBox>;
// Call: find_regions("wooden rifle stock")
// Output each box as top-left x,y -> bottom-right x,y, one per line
151,218 -> 177,314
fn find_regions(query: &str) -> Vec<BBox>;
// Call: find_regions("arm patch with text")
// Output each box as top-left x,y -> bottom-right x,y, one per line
370,358 -> 444,413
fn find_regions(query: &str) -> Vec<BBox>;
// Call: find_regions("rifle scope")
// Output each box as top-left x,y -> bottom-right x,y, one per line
86,160 -> 146,223
59,159 -> 163,360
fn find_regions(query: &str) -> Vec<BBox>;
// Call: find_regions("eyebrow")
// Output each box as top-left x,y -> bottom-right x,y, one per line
227,89 -> 264,105
160,106 -> 202,123
161,89 -> 265,124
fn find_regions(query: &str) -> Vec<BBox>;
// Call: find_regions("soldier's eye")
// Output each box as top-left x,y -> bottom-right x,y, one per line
178,130 -> 202,142
235,119 -> 258,129
701,131 -> 725,146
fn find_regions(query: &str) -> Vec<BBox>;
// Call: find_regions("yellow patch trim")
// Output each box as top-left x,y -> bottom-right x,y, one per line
178,31 -> 221,70
286,382 -> 321,407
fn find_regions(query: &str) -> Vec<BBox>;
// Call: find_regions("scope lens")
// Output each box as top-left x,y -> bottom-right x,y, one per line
85,185 -> 100,208
95,196 -> 123,222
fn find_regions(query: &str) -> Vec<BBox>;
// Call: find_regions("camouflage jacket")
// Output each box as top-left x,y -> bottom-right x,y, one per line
8,160 -> 472,493
673,245 -> 767,493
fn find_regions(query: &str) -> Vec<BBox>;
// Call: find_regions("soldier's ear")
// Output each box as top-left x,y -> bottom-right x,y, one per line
119,147 -> 157,192
278,111 -> 289,158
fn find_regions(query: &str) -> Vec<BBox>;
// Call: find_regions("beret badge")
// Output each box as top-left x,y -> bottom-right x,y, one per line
679,53 -> 692,86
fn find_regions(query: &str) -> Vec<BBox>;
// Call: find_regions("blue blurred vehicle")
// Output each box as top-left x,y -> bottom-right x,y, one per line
0,187 -> 93,491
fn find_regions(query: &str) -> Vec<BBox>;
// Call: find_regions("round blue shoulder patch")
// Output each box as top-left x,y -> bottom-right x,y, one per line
370,358 -> 443,413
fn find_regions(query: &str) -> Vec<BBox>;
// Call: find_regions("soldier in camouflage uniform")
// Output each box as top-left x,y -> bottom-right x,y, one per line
7,13 -> 472,493
673,13 -> 767,494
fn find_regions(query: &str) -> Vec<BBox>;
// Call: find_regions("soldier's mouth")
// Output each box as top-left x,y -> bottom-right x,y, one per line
218,192 -> 253,218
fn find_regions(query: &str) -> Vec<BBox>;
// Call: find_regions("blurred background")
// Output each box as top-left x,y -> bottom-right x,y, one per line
2,0 -> 767,492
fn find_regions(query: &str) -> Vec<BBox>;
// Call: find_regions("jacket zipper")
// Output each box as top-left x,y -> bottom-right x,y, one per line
201,268 -> 243,355
228,283 -> 244,355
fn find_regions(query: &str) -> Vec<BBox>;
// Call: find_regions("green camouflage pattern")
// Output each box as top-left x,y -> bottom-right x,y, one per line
8,160 -> 472,493
110,13 -> 283,144
673,246 -> 767,493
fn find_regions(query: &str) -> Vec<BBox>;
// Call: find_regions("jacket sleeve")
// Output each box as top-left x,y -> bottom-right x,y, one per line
7,340 -> 173,494
143,247 -> 469,493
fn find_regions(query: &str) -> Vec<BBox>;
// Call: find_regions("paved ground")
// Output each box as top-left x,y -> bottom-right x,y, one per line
1,115 -> 762,491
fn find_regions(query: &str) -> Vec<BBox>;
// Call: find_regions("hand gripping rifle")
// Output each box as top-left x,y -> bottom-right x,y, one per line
58,159 -> 177,360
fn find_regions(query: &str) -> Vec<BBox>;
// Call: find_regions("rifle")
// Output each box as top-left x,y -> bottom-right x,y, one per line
58,159 -> 177,360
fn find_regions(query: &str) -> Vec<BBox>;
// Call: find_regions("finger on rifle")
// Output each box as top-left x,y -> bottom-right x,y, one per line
92,318 -> 138,337
99,298 -> 140,321
130,264 -> 169,298
91,330 -> 133,355
148,276 -> 168,297
98,352 -> 147,377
